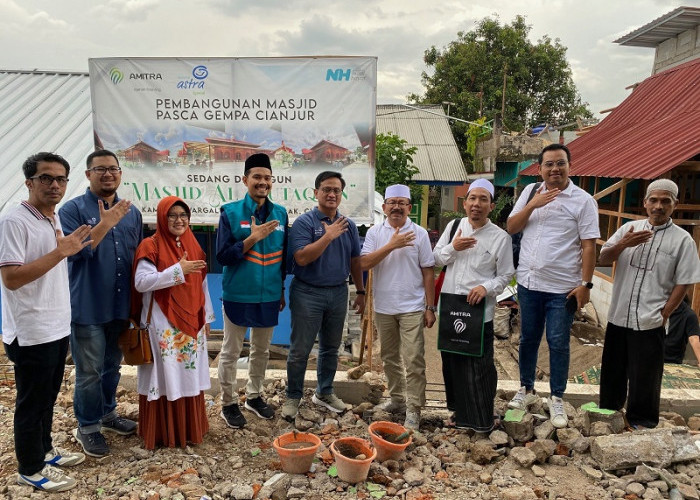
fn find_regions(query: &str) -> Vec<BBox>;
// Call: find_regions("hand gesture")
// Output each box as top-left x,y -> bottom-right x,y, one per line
250,216 -> 279,243
452,230 -> 477,251
56,225 -> 93,257
99,199 -> 131,228
528,184 -> 560,209
179,251 -> 206,275
467,285 -> 487,305
389,227 -> 415,249
322,216 -> 349,241
619,227 -> 653,249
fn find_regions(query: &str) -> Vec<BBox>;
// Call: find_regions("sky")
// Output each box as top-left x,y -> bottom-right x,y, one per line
0,0 -> 690,120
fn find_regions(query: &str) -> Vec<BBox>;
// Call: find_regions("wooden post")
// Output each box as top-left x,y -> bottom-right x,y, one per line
359,270 -> 374,371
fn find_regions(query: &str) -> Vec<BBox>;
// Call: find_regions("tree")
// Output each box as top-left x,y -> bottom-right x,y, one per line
409,15 -> 592,163
374,132 -> 422,200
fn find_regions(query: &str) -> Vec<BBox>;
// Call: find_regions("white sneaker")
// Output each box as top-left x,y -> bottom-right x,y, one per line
404,409 -> 421,431
17,464 -> 77,492
312,392 -> 348,413
548,396 -> 568,428
508,386 -> 539,410
44,447 -> 85,467
375,399 -> 407,414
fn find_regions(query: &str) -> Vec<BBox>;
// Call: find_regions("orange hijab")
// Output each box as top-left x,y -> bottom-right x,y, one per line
132,196 -> 207,339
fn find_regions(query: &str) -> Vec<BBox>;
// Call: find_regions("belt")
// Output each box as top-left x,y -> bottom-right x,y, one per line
294,277 -> 347,289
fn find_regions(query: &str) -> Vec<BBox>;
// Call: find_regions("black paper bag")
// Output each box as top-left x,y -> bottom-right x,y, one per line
438,292 -> 485,357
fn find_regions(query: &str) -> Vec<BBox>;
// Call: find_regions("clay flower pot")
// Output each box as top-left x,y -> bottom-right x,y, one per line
330,436 -> 376,484
272,431 -> 321,474
368,421 -> 412,462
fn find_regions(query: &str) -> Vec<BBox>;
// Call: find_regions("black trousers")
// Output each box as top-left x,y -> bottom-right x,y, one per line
5,336 -> 69,475
599,322 -> 665,428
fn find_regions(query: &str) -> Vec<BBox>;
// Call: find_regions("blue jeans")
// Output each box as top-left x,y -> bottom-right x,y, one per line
517,285 -> 574,398
286,279 -> 348,399
71,320 -> 126,432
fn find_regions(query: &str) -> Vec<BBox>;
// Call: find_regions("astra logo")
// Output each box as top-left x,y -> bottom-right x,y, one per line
192,65 -> 208,80
177,65 -> 208,89
130,73 -> 163,80
453,319 -> 466,334
109,67 -> 124,84
326,68 -> 351,81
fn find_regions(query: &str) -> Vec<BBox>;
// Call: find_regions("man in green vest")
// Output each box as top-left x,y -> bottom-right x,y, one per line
216,153 -> 288,428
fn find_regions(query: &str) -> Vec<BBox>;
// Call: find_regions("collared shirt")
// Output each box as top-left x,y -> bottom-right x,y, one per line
509,181 -> 600,293
288,207 -> 360,286
0,202 -> 71,346
433,218 -> 515,321
361,219 -> 435,315
605,219 -> 700,331
59,188 -> 143,325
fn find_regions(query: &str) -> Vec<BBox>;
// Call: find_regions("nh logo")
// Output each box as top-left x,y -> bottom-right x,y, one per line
326,68 -> 351,81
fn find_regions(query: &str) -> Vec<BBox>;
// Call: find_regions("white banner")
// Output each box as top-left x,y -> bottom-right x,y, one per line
88,57 -> 377,225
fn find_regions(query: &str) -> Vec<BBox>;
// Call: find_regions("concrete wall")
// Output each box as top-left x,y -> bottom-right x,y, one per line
653,26 -> 700,74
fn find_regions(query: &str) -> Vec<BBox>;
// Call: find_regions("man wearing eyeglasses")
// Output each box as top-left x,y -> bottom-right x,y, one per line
1,152 -> 93,492
282,171 -> 366,420
359,184 -> 435,430
58,150 -> 143,458
506,143 -> 599,429
216,153 -> 287,429
598,179 -> 700,428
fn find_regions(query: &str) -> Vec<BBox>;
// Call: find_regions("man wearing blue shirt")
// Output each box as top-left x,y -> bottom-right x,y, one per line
216,153 -> 288,429
282,171 -> 365,420
59,150 -> 143,458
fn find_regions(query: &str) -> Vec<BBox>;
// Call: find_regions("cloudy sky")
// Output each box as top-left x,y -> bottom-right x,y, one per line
0,0 -> 684,118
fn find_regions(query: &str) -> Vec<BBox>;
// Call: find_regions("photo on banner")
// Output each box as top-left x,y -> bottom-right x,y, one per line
88,57 -> 377,225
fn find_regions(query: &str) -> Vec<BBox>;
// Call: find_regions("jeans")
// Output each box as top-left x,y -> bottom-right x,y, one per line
71,320 -> 127,432
5,336 -> 69,475
517,284 -> 574,398
286,278 -> 348,399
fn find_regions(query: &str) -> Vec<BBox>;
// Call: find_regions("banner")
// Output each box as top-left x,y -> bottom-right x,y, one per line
88,57 -> 377,225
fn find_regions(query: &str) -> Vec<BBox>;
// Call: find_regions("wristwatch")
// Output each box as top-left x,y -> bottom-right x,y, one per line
426,305 -> 437,312
356,290 -> 366,295
582,281 -> 593,289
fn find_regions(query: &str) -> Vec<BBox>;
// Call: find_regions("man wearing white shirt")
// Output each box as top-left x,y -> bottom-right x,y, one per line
598,179 -> 700,428
433,179 -> 514,431
360,184 -> 435,431
506,144 -> 600,428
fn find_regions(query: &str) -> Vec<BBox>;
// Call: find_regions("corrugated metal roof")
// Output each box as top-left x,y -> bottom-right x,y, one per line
377,104 -> 467,183
520,58 -> 700,179
0,70 -> 94,215
614,6 -> 700,47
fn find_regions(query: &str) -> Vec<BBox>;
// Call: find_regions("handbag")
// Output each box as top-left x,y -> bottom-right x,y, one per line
118,295 -> 154,366
438,292 -> 485,357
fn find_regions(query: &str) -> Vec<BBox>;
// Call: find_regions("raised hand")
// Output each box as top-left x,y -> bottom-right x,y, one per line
389,227 -> 415,249
250,216 -> 279,243
56,225 -> 93,257
619,226 -> 653,249
98,199 -> 131,228
322,215 -> 349,241
452,229 -> 477,251
178,251 -> 207,275
528,184 -> 560,209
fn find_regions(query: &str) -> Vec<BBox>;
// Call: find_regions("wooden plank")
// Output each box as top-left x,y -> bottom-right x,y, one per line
593,178 -> 631,201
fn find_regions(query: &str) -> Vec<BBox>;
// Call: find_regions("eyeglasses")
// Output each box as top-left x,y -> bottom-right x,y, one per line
30,175 -> 69,186
385,200 -> 410,207
89,166 -> 122,175
541,160 -> 568,169
167,213 -> 189,221
319,187 -> 343,195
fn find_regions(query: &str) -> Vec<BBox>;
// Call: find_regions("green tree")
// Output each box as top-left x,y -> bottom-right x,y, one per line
409,15 -> 592,162
375,132 -> 421,200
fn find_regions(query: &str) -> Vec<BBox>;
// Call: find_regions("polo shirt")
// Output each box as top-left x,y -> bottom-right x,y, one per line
361,219 -> 434,315
509,181 -> 600,293
288,208 -> 360,287
0,202 -> 71,346
59,189 -> 143,325
604,219 -> 700,331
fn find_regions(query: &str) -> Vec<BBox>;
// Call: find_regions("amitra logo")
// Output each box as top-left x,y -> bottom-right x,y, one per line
326,68 -> 351,81
177,65 -> 207,89
109,67 -> 124,84
130,73 -> 163,80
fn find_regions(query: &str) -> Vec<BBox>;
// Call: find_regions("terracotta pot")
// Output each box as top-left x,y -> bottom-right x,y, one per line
368,421 -> 412,461
330,437 -> 376,484
272,431 -> 321,474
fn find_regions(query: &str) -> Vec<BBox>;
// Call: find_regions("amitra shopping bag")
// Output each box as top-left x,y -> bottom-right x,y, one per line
437,292 -> 485,357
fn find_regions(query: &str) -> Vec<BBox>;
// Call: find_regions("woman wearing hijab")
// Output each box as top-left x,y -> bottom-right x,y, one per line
132,196 -> 215,449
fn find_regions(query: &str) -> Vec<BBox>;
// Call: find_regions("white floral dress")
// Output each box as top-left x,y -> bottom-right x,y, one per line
134,260 -> 215,401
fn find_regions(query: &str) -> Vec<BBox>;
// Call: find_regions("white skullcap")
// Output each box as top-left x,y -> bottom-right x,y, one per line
646,179 -> 678,199
385,184 -> 411,200
468,178 -> 495,198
